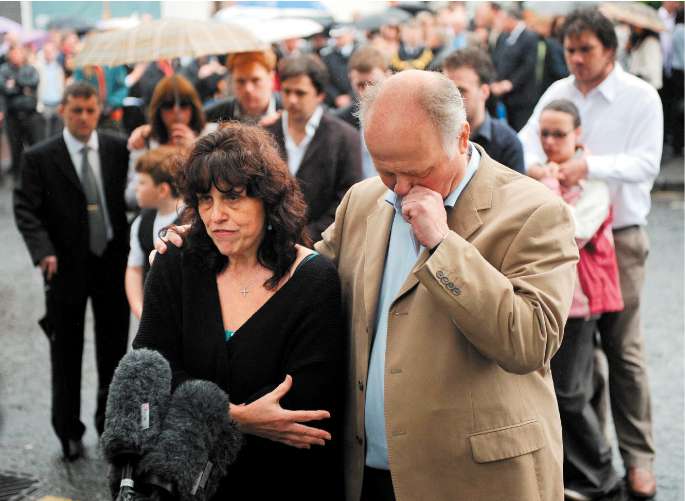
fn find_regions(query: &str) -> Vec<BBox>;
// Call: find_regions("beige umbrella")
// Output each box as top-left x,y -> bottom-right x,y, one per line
599,2 -> 666,32
74,18 -> 269,67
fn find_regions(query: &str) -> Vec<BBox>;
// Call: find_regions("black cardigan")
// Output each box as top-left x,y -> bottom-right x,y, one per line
133,244 -> 346,499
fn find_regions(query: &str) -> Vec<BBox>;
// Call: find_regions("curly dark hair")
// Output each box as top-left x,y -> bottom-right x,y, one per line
149,75 -> 206,145
177,122 -> 310,289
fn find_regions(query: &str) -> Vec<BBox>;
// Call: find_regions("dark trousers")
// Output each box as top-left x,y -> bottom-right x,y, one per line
6,110 -> 44,177
551,318 -> 620,498
361,467 -> 395,501
45,252 -> 129,447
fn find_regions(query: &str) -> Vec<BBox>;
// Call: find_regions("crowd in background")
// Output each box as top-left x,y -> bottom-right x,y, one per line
4,2 -> 685,500
0,1 -> 682,185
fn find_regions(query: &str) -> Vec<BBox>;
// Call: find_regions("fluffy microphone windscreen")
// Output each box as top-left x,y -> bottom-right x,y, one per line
101,348 -> 172,464
137,379 -> 243,501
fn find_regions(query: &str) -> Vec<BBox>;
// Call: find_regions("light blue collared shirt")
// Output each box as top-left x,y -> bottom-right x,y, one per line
364,144 -> 480,469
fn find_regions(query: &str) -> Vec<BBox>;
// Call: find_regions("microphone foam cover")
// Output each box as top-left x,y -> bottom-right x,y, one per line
137,379 -> 243,501
101,348 -> 172,464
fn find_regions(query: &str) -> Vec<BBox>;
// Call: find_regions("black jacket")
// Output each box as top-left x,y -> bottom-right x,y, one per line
13,132 -> 130,295
492,28 -> 540,109
0,62 -> 39,113
266,112 -> 362,241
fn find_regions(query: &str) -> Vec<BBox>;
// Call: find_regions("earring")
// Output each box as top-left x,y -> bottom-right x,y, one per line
267,223 -> 273,231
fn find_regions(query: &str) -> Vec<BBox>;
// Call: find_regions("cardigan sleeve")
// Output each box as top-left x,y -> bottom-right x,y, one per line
243,257 -> 345,420
132,243 -> 192,387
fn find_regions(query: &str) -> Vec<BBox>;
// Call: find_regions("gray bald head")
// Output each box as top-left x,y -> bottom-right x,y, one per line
357,70 -> 466,158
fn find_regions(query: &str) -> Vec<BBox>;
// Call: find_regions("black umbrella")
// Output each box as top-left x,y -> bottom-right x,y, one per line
355,8 -> 412,32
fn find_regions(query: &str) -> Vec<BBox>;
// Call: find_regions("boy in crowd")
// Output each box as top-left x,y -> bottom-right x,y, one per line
125,146 -> 184,319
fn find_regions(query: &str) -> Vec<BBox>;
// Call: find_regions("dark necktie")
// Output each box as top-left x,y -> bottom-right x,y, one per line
80,146 -> 107,255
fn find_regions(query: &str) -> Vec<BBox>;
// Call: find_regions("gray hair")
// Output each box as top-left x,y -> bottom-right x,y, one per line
356,72 -> 466,158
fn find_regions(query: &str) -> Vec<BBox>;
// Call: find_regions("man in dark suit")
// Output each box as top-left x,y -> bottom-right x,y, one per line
13,82 -> 130,461
490,5 -> 539,131
265,55 -> 361,241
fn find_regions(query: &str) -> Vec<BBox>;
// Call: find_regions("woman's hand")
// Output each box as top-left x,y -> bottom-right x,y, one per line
229,375 -> 332,449
128,124 -> 151,150
148,224 -> 191,265
170,123 -> 197,147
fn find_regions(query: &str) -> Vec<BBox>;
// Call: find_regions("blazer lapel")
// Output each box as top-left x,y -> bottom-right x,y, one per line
55,137 -> 83,193
363,195 -> 394,335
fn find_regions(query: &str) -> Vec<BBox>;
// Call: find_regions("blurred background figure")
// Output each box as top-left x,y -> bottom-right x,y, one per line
126,75 -> 213,208
205,50 -> 281,125
321,24 -> 357,109
626,24 -> 663,90
391,19 -> 433,71
443,46 -> 525,173
35,40 -> 65,138
0,43 -> 43,180
491,4 -> 539,131
659,1 -> 683,158
265,54 -> 361,241
334,45 -> 390,179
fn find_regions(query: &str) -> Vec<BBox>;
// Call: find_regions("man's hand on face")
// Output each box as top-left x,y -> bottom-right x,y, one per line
557,155 -> 588,188
401,186 -> 450,249
148,224 -> 191,265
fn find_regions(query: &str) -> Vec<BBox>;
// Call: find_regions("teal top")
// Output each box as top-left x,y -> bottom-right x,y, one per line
224,251 -> 319,342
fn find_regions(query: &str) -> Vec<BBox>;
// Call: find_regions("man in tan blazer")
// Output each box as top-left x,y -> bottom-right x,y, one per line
314,70 -> 578,500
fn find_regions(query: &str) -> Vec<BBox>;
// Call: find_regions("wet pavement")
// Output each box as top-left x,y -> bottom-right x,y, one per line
0,179 -> 682,500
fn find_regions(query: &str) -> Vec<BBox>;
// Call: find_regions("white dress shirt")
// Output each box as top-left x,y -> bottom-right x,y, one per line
518,64 -> 663,229
282,105 -> 324,176
63,128 -> 113,241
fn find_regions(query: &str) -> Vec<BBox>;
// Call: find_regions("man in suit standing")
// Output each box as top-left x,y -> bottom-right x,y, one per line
266,55 -> 361,241
490,5 -> 539,131
315,70 -> 577,500
14,82 -> 130,461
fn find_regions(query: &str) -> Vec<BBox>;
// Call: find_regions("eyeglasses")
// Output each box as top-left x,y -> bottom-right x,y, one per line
540,129 -> 573,139
160,99 -> 192,110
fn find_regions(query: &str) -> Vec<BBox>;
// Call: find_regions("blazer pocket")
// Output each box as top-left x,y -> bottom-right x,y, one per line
468,419 -> 545,463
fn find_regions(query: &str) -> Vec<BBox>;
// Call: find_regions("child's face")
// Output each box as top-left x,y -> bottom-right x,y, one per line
135,173 -> 164,209
539,110 -> 580,164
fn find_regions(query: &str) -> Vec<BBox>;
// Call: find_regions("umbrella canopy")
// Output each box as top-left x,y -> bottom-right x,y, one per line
74,18 -> 268,67
215,1 -> 333,27
0,16 -> 22,34
233,18 -> 324,43
354,7 -> 412,31
599,2 -> 666,32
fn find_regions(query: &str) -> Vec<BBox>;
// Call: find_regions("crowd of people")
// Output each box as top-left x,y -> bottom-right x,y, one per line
6,2 -> 683,501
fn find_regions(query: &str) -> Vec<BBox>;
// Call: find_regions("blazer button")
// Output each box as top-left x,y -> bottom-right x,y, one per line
358,380 -> 364,391
447,282 -> 455,290
452,287 -> 461,296
440,276 -> 449,285
436,270 -> 445,279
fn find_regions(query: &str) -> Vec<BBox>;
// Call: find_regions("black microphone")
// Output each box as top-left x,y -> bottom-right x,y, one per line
137,379 -> 243,501
101,349 -> 172,499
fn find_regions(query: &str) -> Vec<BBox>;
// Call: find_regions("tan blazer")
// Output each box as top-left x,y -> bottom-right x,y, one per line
315,146 -> 578,501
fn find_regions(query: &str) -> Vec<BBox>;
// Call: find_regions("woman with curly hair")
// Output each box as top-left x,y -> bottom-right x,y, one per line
132,123 -> 345,499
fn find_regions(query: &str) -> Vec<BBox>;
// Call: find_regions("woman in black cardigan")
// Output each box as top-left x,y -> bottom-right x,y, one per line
132,123 -> 345,499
